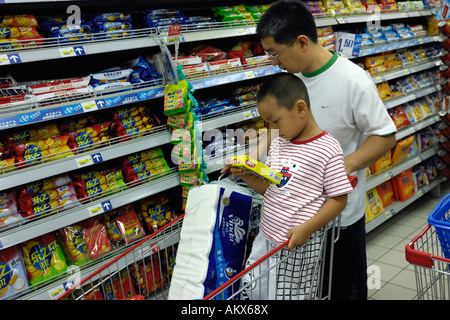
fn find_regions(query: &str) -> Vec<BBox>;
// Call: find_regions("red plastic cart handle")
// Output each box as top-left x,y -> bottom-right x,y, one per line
348,175 -> 358,188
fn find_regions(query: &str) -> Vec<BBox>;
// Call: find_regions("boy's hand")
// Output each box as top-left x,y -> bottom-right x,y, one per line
220,163 -> 245,179
286,224 -> 311,250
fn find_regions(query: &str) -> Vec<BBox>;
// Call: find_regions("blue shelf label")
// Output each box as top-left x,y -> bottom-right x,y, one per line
73,46 -> 85,56
101,200 -> 113,212
0,115 -> 18,129
8,53 -> 21,64
95,99 -> 106,109
91,153 -> 103,164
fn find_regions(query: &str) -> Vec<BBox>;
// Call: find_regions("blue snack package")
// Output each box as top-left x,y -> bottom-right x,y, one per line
92,12 -> 132,23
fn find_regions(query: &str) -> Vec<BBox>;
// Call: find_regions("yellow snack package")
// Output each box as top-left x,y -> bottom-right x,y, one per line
229,155 -> 282,185
366,187 -> 385,221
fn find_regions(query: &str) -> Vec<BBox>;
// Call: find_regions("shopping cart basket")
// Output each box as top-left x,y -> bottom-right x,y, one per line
203,218 -> 340,300
56,214 -> 184,300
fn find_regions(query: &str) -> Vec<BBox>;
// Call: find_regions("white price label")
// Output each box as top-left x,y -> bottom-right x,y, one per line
87,203 -> 104,217
243,109 -> 259,120
336,32 -> 362,58
59,47 -> 76,57
48,284 -> 65,300
75,155 -> 94,168
81,100 -> 98,113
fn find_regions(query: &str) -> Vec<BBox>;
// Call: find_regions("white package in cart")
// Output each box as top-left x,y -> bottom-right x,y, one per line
168,179 -> 253,300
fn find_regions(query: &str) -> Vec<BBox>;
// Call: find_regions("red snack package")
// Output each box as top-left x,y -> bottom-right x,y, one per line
131,258 -> 165,295
114,210 -> 146,245
83,223 -> 112,259
189,44 -> 227,62
12,134 -> 70,157
18,183 -> 76,212
388,106 -> 411,129
376,180 -> 395,207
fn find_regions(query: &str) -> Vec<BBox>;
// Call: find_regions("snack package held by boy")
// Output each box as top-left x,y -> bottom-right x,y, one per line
228,155 -> 283,185
137,193 -> 177,233
21,233 -> 68,286
0,245 -> 29,299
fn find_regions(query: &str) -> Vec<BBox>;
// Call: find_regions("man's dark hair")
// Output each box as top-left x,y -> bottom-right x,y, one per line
257,0 -> 318,44
257,73 -> 311,110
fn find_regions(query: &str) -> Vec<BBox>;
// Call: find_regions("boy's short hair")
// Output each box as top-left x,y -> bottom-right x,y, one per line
257,73 -> 311,110
257,0 -> 318,44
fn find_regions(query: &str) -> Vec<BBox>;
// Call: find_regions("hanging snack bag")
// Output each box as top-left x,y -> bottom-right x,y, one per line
0,245 -> 29,299
114,210 -> 146,245
83,222 -> 112,260
21,233 -> 68,286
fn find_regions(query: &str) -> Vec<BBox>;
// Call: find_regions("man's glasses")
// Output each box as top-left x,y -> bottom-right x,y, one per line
265,37 -> 297,60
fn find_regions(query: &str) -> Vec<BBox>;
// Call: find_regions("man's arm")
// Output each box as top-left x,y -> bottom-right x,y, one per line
344,134 -> 396,175
286,194 -> 347,250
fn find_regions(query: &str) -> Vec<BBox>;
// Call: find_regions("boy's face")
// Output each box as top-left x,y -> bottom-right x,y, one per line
258,95 -> 306,141
261,36 -> 307,74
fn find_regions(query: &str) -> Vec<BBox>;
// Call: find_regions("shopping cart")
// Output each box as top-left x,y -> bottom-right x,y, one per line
202,218 -> 340,300
56,214 -> 184,300
405,194 -> 450,300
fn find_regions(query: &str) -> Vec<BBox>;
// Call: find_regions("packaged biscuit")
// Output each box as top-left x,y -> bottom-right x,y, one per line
391,136 -> 414,164
130,257 -> 165,296
392,169 -> 415,202
72,167 -> 124,190
110,105 -> 149,120
229,155 -> 282,185
365,187 -> 384,222
0,199 -> 18,219
5,123 -> 60,146
125,163 -> 171,185
0,15 -> 38,28
15,144 -> 74,168
370,150 -> 392,174
12,134 -> 69,157
376,180 -> 395,207
103,269 -> 136,300
76,179 -> 126,201
137,193 -> 177,233
101,205 -> 134,248
114,210 -> 145,245
120,147 -> 164,168
21,233 -> 68,286
0,245 -> 29,299
0,213 -> 23,230
17,173 -> 72,198
20,194 -> 80,219
58,220 -> 93,266
18,183 -> 76,212
0,26 -> 40,39
82,222 -> 112,260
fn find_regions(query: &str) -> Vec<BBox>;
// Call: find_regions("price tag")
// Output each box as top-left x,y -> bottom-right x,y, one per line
75,155 -> 94,168
336,32 -> 362,58
48,284 -> 66,300
0,53 -> 21,65
167,24 -> 182,43
245,71 -> 255,79
243,109 -> 259,120
87,200 -> 113,217
81,100 -> 98,113
59,46 -> 85,57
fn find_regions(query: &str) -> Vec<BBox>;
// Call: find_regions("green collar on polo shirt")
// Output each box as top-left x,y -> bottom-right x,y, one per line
301,50 -> 338,78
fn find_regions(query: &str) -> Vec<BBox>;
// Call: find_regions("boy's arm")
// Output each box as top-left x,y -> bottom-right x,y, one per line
220,165 -> 269,195
286,194 -> 347,250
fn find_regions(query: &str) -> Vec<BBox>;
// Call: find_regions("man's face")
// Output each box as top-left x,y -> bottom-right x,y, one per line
261,36 -> 306,73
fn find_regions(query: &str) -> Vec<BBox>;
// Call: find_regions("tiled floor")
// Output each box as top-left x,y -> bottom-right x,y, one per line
366,180 -> 450,300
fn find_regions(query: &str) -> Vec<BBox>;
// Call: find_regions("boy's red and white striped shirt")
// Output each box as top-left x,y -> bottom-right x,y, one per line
259,131 -> 354,243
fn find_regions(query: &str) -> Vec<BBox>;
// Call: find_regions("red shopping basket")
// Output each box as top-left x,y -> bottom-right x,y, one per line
427,194 -> 450,259
203,223 -> 334,300
405,223 -> 450,299
56,214 -> 184,300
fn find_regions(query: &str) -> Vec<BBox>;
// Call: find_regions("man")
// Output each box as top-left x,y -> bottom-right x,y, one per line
256,0 -> 397,300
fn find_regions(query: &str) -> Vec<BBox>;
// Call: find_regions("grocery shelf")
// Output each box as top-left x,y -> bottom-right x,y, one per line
198,103 -> 259,132
371,59 -> 442,84
22,218 -> 182,300
365,176 -> 445,233
335,9 -> 435,24
357,35 -> 441,58
0,170 -> 181,250
0,82 -> 166,131
383,84 -> 438,109
189,63 -> 281,90
366,145 -> 439,190
0,30 -> 159,65
0,126 -> 172,190
395,114 -> 441,140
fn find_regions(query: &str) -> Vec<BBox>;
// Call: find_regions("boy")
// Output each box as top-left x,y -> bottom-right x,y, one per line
221,73 -> 354,299
255,0 -> 397,299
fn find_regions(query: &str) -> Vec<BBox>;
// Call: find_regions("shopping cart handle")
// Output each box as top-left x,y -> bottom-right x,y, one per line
349,175 -> 358,188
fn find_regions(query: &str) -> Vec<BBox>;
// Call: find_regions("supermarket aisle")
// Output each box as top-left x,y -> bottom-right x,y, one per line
366,180 -> 450,300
